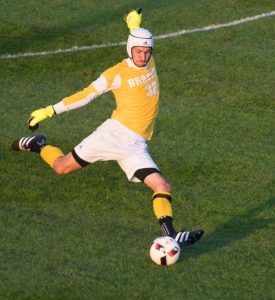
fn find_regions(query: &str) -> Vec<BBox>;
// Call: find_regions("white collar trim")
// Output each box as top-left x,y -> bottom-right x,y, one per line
126,58 -> 147,70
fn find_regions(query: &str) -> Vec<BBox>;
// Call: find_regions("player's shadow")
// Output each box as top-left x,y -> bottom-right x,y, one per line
183,195 -> 274,259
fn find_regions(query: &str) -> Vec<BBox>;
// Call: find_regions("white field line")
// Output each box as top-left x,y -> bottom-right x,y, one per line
1,10 -> 274,60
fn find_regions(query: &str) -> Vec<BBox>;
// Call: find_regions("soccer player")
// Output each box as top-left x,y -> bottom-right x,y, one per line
11,9 -> 204,249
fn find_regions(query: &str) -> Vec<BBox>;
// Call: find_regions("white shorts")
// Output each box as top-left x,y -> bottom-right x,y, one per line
73,119 -> 159,182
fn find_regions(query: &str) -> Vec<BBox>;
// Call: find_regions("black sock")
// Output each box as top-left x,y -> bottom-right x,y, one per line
159,216 -> 176,237
28,136 -> 47,153
30,142 -> 47,153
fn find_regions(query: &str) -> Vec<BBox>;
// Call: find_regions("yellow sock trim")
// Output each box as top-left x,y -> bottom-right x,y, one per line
40,145 -> 64,168
152,192 -> 173,220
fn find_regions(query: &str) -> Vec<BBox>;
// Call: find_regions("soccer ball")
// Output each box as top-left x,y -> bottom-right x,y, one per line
150,236 -> 180,266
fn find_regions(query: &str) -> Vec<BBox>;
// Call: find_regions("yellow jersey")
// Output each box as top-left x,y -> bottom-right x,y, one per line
53,57 -> 159,140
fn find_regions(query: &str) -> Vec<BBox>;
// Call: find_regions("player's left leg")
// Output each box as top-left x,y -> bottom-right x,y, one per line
52,152 -> 82,174
137,171 -> 204,248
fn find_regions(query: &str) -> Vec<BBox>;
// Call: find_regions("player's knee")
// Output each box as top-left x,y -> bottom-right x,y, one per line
152,181 -> 172,193
144,172 -> 172,193
159,181 -> 172,193
53,163 -> 64,175
53,160 -> 71,175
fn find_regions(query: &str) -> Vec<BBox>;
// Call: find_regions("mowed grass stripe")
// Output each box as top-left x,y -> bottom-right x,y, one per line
0,10 -> 274,60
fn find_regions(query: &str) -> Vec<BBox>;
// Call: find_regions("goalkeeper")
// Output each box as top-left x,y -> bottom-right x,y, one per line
11,9 -> 203,248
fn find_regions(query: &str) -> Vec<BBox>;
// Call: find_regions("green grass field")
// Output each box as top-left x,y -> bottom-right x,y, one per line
1,1 -> 274,299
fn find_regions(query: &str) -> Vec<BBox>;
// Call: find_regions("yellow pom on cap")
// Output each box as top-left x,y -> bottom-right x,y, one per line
125,8 -> 142,30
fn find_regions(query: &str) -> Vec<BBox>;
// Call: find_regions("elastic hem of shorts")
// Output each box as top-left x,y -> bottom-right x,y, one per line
71,149 -> 90,167
133,168 -> 161,182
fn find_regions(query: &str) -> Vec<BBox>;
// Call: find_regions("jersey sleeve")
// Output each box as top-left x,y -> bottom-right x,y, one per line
53,65 -> 121,114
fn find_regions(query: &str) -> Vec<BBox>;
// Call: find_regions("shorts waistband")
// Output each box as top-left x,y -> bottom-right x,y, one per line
104,119 -> 146,143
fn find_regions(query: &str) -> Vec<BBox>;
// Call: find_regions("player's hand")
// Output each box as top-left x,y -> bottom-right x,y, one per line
125,8 -> 142,30
28,105 -> 55,131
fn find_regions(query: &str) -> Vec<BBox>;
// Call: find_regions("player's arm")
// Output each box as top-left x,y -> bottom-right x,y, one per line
28,68 -> 119,131
53,82 -> 103,114
28,83 -> 100,131
28,105 -> 55,131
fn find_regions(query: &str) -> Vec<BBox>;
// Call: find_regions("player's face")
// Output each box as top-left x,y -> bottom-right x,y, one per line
131,46 -> 152,67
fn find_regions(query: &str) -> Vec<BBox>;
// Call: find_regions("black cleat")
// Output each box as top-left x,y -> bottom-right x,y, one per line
11,134 -> 46,153
173,229 -> 204,249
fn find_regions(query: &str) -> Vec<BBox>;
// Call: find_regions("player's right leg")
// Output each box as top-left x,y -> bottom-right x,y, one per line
11,134 -> 83,174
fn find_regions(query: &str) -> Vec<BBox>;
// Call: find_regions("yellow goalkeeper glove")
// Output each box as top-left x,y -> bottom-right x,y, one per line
125,8 -> 142,31
28,105 -> 55,131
